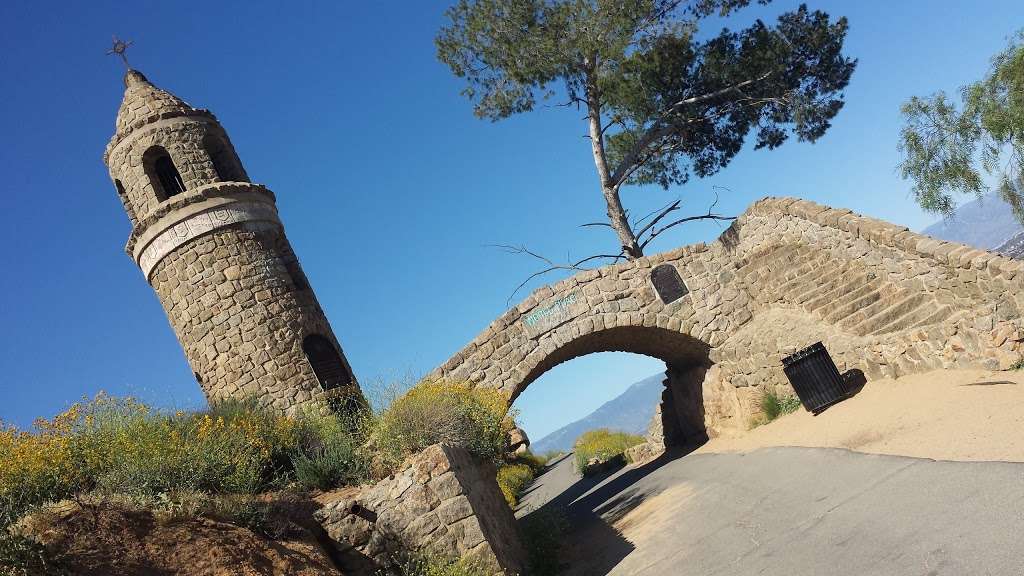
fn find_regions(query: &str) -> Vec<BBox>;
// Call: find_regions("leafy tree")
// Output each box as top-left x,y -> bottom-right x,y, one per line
436,0 -> 856,260
899,33 -> 1024,224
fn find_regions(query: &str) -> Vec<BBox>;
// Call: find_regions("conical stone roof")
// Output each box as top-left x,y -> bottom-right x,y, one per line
113,70 -> 196,137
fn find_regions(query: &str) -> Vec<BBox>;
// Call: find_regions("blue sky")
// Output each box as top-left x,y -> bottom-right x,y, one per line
1,1 -> 1021,440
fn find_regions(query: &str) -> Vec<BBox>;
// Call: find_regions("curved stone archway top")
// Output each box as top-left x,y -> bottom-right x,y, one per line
430,197 -> 1024,434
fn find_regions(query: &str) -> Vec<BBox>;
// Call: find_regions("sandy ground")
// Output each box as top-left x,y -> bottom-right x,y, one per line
697,368 -> 1024,462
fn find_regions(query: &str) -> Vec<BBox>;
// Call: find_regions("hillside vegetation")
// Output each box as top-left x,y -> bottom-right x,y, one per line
573,429 -> 645,475
0,383 -> 517,576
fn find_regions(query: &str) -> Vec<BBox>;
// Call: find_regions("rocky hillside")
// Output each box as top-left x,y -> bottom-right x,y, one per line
996,231 -> 1024,259
531,372 -> 664,454
921,192 -> 1023,252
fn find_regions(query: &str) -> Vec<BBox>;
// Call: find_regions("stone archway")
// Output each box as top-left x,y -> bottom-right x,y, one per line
430,197 -> 1024,446
511,325 -> 714,447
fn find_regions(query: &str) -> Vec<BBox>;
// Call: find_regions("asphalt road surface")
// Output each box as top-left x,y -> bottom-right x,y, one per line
516,447 -> 1024,575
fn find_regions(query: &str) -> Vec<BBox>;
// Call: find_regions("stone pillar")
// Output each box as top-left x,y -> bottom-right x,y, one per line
315,444 -> 526,575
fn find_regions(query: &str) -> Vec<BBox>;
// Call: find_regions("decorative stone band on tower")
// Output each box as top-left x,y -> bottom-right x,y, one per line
103,70 -> 362,414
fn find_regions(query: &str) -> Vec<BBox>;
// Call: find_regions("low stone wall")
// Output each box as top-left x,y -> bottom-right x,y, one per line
315,444 -> 525,575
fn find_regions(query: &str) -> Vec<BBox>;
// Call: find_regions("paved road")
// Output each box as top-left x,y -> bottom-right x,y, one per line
516,447 -> 1024,575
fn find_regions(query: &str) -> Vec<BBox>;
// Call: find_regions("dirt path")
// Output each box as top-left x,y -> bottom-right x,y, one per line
699,368 -> 1024,462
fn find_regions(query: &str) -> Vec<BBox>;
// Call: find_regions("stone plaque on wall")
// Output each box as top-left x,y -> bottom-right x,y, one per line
523,291 -> 587,338
651,264 -> 688,304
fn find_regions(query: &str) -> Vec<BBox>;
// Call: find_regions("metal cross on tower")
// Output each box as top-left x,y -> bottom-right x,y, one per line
106,35 -> 133,68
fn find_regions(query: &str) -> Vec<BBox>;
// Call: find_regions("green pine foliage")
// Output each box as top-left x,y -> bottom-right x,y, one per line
437,0 -> 855,259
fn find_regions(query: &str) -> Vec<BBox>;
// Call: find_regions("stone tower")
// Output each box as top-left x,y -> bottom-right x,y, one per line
103,69 -> 362,414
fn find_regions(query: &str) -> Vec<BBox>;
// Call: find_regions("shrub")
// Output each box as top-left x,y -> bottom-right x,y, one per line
371,381 -> 514,472
519,507 -> 568,576
539,450 -> 567,464
75,395 -> 301,496
572,429 -> 645,474
496,463 -> 534,508
389,553 -> 489,576
291,411 -> 368,490
0,395 -> 366,529
758,388 -> 802,423
514,451 -> 548,472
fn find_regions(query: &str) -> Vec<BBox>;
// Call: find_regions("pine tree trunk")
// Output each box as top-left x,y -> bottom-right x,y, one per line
585,74 -> 643,260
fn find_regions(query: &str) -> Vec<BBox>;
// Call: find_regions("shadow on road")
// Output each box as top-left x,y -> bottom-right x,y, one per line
518,442 -> 702,575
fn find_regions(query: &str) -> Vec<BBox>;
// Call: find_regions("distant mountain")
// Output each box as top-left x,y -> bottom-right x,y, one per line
921,193 -> 1023,251
996,231 -> 1024,259
530,372 -> 664,455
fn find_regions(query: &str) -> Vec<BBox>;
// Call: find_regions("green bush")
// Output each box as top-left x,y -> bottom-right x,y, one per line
371,381 -> 514,472
291,411 -> 368,490
389,553 -> 489,576
539,450 -> 567,464
514,451 -> 548,472
573,429 -> 645,474
496,463 -> 534,508
759,388 -> 802,423
519,507 -> 568,576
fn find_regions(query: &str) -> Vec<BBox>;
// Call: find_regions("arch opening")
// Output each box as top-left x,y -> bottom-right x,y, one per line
143,146 -> 185,200
203,133 -> 247,182
303,334 -> 352,392
510,325 -> 713,454
113,179 -> 136,223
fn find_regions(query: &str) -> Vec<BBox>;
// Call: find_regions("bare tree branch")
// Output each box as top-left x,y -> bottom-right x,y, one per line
489,243 -> 626,303
637,189 -> 735,250
634,199 -> 681,239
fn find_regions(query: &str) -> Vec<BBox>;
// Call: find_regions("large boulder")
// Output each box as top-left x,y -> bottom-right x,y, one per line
507,426 -> 530,456
316,444 -> 526,576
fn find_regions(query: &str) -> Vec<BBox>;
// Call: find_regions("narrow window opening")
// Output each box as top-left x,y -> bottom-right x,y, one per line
144,146 -> 185,200
302,334 -> 352,392
114,179 -> 136,222
286,260 -> 310,291
155,155 -> 185,198
203,133 -> 246,182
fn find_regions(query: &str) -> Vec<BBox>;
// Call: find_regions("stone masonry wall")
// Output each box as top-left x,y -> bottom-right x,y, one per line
148,218 -> 357,412
315,444 -> 526,575
432,196 -> 1024,440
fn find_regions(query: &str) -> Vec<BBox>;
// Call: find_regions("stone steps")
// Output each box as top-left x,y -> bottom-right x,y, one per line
762,257 -> 836,302
790,268 -> 849,305
820,283 -> 891,325
776,257 -> 842,294
850,292 -> 930,335
835,286 -> 909,330
733,243 -> 956,338
804,274 -> 875,315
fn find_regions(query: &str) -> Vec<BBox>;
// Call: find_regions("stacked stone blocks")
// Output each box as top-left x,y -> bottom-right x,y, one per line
315,444 -> 526,575
431,196 -> 1024,439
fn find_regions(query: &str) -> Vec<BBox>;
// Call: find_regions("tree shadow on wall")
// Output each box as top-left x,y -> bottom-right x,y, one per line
517,443 -> 700,575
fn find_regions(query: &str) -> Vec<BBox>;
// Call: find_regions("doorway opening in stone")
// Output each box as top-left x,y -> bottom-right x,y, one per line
509,326 -> 713,460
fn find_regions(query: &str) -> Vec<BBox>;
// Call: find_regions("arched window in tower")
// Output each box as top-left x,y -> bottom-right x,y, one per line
302,334 -> 351,392
203,133 -> 246,182
143,146 -> 186,200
